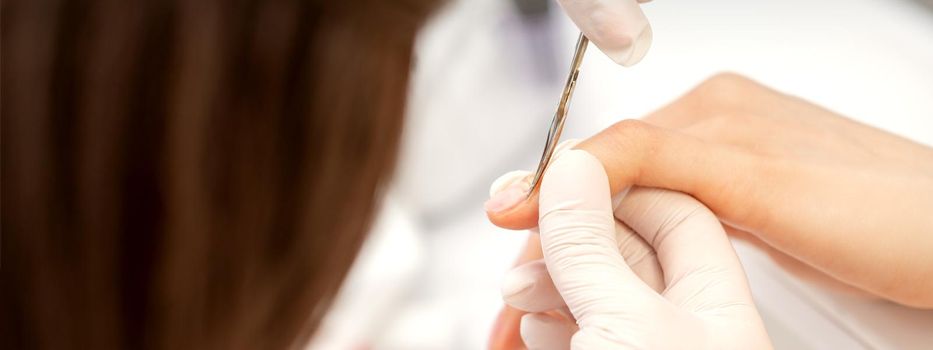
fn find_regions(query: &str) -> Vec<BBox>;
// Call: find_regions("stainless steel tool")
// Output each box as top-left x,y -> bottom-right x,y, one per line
526,33 -> 588,197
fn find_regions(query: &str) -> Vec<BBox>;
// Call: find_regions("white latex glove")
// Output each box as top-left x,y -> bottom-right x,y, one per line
558,0 -> 654,66
500,149 -> 772,349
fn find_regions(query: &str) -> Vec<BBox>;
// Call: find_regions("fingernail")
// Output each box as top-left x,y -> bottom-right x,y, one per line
485,183 -> 529,213
485,171 -> 532,213
488,170 -> 532,197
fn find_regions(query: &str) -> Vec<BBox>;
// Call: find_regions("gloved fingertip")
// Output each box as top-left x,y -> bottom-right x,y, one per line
539,149 -> 611,214
502,260 -> 565,312
521,313 -> 575,350
501,268 -> 535,300
608,25 -> 652,67
558,0 -> 653,66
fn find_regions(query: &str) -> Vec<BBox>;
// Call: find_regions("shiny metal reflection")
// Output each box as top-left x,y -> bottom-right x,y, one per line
526,33 -> 588,198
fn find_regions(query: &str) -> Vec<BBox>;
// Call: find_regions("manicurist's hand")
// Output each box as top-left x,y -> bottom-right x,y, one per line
498,149 -> 771,349
488,74 -> 933,318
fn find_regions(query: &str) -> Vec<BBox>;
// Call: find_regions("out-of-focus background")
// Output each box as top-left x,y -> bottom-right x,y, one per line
311,0 -> 933,349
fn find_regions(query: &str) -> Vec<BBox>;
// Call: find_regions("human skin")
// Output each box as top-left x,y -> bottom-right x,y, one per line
487,73 -> 933,349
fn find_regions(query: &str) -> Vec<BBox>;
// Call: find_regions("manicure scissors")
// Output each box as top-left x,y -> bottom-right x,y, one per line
527,33 -> 589,198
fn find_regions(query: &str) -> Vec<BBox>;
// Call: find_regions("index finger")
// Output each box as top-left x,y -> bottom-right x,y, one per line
486,119 -> 767,230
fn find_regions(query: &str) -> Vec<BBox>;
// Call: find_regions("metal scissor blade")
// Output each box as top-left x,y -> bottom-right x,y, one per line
526,33 -> 588,198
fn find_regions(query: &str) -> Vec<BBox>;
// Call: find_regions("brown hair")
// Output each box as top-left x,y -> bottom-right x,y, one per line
2,0 -> 438,349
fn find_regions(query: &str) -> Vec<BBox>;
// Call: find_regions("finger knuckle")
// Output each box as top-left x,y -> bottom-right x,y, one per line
603,119 -> 661,182
606,119 -> 658,151
687,72 -> 761,112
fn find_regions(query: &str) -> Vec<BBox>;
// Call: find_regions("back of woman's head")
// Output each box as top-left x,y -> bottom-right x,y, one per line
2,1 -> 438,348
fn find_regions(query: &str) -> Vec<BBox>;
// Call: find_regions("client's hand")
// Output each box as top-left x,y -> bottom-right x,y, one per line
489,73 -> 933,309
499,150 -> 770,349
487,73 -> 933,349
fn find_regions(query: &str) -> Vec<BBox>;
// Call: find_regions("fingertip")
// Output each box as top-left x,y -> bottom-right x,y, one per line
520,313 -> 575,350
502,260 -> 564,312
486,193 -> 540,230
485,139 -> 583,230
539,149 -> 611,214
613,25 -> 652,67
559,0 -> 652,66
489,306 -> 528,350
489,170 -> 533,197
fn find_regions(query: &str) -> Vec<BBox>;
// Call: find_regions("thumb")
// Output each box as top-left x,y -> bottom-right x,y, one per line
614,187 -> 771,346
537,150 -> 659,330
557,0 -> 652,66
615,188 -> 756,310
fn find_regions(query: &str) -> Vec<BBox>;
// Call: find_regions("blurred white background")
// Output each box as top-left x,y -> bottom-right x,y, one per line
312,0 -> 933,349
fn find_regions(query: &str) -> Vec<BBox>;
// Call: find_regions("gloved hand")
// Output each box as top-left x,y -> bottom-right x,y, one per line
499,149 -> 771,349
488,74 -> 933,311
557,0 -> 654,66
